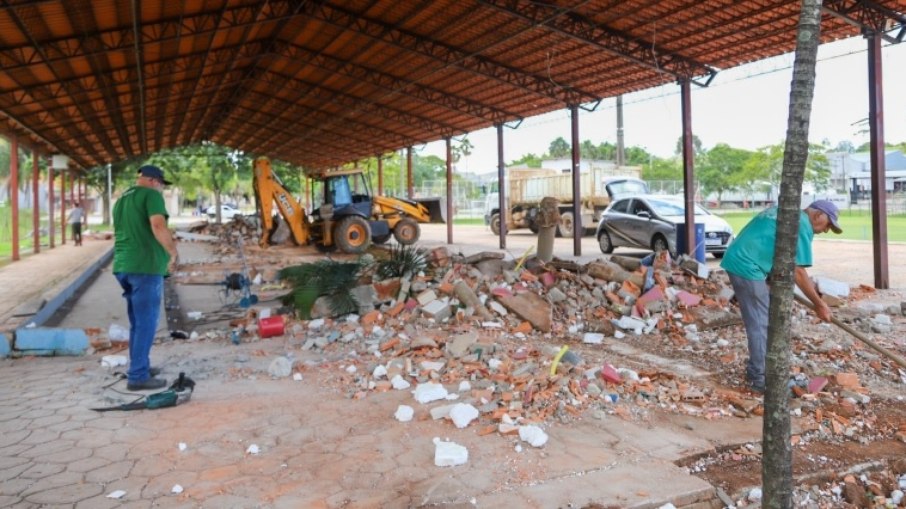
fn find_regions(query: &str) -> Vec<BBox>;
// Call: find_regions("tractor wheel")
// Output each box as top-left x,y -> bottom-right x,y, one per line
334,216 -> 372,254
372,233 -> 392,244
393,217 -> 421,245
490,213 -> 501,235
558,211 -> 575,238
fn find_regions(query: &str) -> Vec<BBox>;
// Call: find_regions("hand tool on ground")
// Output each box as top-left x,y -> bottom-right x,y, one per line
795,293 -> 906,370
93,373 -> 197,412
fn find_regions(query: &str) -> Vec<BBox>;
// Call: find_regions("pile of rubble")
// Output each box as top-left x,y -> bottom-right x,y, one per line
182,245 -> 900,443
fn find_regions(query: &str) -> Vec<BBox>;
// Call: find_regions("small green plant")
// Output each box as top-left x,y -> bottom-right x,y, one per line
279,259 -> 364,318
375,244 -> 427,279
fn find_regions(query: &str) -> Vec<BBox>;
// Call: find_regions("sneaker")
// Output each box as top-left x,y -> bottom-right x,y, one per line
747,382 -> 765,394
149,367 -> 162,377
127,377 -> 168,391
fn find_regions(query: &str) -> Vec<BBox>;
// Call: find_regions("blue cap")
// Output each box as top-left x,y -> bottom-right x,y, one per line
808,200 -> 842,234
137,165 -> 172,185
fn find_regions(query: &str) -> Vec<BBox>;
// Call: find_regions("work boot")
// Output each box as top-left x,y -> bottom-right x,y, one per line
149,367 -> 162,377
127,377 -> 168,391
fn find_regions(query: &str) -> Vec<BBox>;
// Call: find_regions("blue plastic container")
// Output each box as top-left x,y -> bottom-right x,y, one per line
675,222 -> 706,263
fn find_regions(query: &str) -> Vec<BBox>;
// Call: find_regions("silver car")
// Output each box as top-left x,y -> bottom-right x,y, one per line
595,196 -> 734,258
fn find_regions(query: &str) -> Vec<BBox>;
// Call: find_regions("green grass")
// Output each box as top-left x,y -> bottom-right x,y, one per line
0,205 -> 64,260
717,208 -> 906,242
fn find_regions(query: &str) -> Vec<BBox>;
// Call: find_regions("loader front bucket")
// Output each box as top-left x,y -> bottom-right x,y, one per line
415,197 -> 446,223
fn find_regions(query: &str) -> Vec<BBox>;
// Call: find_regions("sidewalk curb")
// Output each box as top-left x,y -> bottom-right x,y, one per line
1,247 -> 114,357
27,247 -> 114,329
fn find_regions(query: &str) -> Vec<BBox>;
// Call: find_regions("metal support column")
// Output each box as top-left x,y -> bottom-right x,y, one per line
61,170 -> 67,245
867,33 -> 889,289
48,162 -> 54,248
496,123 -> 507,249
680,79 -> 696,257
377,156 -> 384,196
10,136 -> 19,261
406,146 -> 414,199
616,95 -> 625,166
445,137 -> 454,244
570,104 -> 582,256
32,149 -> 39,253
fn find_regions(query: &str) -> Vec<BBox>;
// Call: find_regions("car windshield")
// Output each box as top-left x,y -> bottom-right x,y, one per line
647,199 -> 710,216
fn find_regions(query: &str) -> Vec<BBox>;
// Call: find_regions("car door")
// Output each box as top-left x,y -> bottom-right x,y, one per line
626,199 -> 656,248
602,198 -> 633,247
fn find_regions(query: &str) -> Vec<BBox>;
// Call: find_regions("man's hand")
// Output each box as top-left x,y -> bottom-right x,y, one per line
814,300 -> 832,322
167,251 -> 179,275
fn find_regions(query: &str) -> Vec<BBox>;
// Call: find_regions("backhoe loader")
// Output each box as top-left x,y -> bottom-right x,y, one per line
253,157 -> 444,254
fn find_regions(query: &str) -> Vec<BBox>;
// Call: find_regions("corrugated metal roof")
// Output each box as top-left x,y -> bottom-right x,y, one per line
0,0 -> 903,169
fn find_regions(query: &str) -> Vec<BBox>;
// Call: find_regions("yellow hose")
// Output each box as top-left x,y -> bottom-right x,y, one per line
550,345 -> 569,376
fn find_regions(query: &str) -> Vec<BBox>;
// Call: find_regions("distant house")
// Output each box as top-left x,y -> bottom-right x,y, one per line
828,150 -> 906,194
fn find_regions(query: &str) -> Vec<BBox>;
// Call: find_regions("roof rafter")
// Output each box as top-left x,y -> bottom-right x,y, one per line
298,1 -> 599,106
479,0 -> 718,86
822,0 -> 906,42
278,42 -> 518,125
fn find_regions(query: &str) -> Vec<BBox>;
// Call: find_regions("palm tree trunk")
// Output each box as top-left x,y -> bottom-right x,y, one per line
762,1 -> 822,507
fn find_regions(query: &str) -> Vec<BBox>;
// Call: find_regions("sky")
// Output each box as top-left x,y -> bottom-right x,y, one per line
421,36 -> 906,174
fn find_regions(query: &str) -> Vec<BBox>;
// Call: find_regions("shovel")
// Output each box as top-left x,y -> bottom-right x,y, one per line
795,294 -> 906,370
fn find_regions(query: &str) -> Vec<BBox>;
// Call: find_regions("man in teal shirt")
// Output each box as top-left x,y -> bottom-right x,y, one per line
113,165 -> 178,391
720,200 -> 842,393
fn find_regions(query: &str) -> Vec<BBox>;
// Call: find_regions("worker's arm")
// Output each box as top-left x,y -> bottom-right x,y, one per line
795,266 -> 831,322
150,214 -> 179,273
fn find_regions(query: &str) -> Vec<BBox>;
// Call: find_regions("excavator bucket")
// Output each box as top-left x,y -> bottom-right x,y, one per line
414,197 -> 446,224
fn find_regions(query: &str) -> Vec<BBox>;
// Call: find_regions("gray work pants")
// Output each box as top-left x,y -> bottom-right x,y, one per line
728,273 -> 769,388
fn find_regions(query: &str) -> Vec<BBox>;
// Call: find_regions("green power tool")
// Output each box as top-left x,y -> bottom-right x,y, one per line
94,373 -> 196,412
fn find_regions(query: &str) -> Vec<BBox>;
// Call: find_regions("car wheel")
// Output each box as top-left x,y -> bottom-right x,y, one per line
652,234 -> 670,255
597,231 -> 614,254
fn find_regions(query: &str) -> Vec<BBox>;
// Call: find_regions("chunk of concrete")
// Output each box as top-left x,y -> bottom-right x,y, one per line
495,291 -> 552,332
15,327 -> 89,356
447,331 -> 478,358
815,276 -> 850,298
433,438 -> 468,467
416,289 -> 438,306
449,403 -> 480,428
421,299 -> 451,322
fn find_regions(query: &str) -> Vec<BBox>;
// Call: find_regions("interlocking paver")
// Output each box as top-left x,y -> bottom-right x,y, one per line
65,456 -> 113,474
19,462 -> 65,479
19,471 -> 85,497
83,460 -> 135,483
23,480 -> 104,504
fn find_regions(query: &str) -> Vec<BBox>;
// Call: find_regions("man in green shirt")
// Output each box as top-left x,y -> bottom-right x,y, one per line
113,165 -> 178,391
720,200 -> 842,393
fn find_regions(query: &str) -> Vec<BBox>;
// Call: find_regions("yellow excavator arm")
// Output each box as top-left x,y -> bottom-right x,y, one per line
253,157 -> 310,247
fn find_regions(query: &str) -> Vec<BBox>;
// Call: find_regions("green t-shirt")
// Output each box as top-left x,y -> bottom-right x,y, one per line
720,207 -> 814,280
113,186 -> 170,275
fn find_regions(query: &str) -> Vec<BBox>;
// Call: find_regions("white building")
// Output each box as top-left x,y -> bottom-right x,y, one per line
828,150 -> 906,195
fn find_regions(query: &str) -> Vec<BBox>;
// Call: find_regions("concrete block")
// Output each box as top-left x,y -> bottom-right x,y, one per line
15,327 -> 89,356
421,299 -> 451,322
815,276 -> 850,298
0,333 -> 10,358
415,289 -> 437,306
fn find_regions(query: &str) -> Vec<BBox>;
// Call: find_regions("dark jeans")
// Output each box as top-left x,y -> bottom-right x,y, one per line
71,223 -> 82,245
115,273 -> 163,384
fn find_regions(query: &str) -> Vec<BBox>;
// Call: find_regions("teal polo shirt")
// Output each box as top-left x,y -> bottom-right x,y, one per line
720,206 -> 814,280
